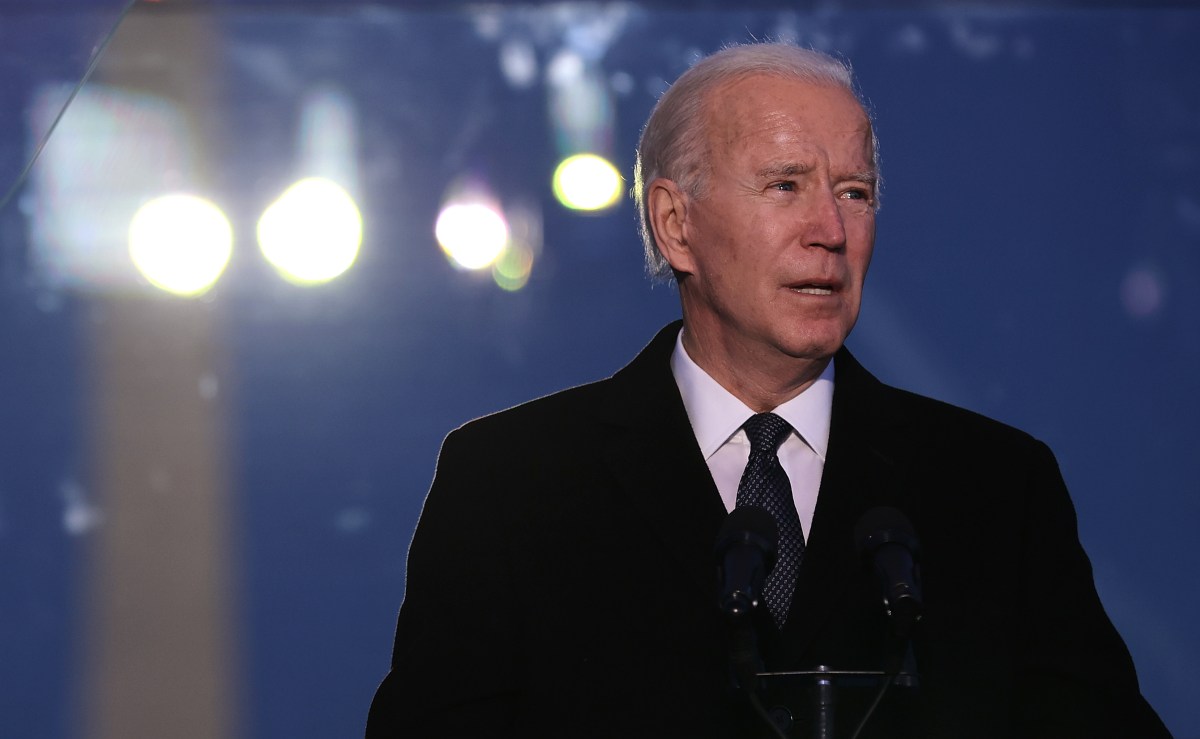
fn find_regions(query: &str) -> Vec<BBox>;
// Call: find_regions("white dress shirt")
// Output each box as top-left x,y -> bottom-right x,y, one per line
670,331 -> 833,540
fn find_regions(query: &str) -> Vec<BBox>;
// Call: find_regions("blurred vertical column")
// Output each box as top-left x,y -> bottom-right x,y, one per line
85,299 -> 238,739
77,6 -> 240,739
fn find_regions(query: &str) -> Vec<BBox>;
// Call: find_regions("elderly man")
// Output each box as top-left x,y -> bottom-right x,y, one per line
367,43 -> 1168,738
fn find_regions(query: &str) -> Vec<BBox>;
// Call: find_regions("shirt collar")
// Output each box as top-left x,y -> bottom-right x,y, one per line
670,329 -> 834,461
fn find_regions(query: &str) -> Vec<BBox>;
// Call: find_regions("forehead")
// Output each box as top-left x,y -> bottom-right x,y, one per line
703,74 -> 873,168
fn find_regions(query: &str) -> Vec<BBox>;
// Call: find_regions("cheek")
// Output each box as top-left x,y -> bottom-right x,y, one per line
848,222 -> 876,277
854,245 -> 874,276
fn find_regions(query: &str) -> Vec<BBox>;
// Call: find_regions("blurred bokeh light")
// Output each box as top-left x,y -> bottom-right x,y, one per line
435,200 -> 509,271
551,153 -> 622,211
545,43 -> 617,158
128,193 -> 233,297
297,87 -> 359,200
492,242 -> 533,291
257,177 -> 363,285
28,83 -> 194,292
491,200 -> 542,291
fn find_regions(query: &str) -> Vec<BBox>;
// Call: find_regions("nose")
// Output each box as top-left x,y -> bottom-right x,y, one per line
803,187 -> 847,252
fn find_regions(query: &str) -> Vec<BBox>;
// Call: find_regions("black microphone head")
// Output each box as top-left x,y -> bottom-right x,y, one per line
854,506 -> 919,558
854,506 -> 924,638
716,505 -> 779,563
715,506 -> 779,619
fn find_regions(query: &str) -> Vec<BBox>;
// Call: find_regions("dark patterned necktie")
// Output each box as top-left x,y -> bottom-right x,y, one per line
735,412 -> 804,627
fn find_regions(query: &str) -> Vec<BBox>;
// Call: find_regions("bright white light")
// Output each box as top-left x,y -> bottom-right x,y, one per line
128,194 -> 233,297
435,202 -> 509,270
552,154 -> 623,211
257,177 -> 362,284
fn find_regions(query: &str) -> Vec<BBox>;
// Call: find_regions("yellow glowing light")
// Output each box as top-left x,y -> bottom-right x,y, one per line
492,242 -> 533,291
128,194 -> 233,297
257,177 -> 362,284
435,202 -> 509,270
552,154 -> 622,211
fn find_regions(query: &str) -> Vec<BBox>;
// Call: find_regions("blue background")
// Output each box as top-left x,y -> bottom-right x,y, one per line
1,2 -> 1196,737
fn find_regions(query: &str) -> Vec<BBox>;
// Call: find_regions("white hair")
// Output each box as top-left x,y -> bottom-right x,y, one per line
633,42 -> 881,281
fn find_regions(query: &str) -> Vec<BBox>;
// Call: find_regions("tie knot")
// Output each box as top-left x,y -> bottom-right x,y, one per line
742,412 -> 792,455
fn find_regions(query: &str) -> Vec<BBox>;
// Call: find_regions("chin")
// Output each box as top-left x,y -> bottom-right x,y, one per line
778,340 -> 842,363
777,326 -> 851,361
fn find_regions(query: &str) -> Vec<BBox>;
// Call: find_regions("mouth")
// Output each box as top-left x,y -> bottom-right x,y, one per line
788,281 -> 837,296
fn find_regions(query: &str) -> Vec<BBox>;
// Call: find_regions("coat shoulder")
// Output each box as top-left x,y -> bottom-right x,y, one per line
835,348 -> 1042,454
447,376 -> 616,448
886,384 -> 1041,449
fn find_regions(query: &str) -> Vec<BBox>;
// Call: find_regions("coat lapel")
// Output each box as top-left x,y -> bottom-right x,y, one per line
780,348 -> 912,657
595,322 -> 729,598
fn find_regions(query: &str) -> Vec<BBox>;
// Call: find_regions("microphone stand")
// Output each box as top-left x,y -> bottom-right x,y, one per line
754,666 -> 918,739
730,622 -> 791,739
755,637 -> 919,739
718,506 -> 923,737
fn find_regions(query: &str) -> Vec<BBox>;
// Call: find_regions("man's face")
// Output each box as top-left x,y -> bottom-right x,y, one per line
672,75 -> 877,370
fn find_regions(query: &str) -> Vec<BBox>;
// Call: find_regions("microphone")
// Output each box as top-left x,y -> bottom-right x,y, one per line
854,507 -> 923,639
715,506 -> 778,620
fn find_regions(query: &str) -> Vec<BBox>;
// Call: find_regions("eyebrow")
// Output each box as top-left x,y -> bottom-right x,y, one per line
844,170 -> 879,189
755,162 -> 813,180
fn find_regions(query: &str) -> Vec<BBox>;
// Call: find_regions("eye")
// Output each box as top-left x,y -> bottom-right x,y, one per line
771,181 -> 795,192
839,187 -> 875,208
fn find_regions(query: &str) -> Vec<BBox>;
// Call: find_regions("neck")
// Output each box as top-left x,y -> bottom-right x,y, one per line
680,326 -> 832,413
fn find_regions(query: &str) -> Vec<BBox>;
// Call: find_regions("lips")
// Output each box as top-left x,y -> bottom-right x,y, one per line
787,278 -> 840,296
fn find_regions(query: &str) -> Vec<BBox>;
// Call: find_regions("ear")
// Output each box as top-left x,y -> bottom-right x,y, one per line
647,177 -> 696,276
